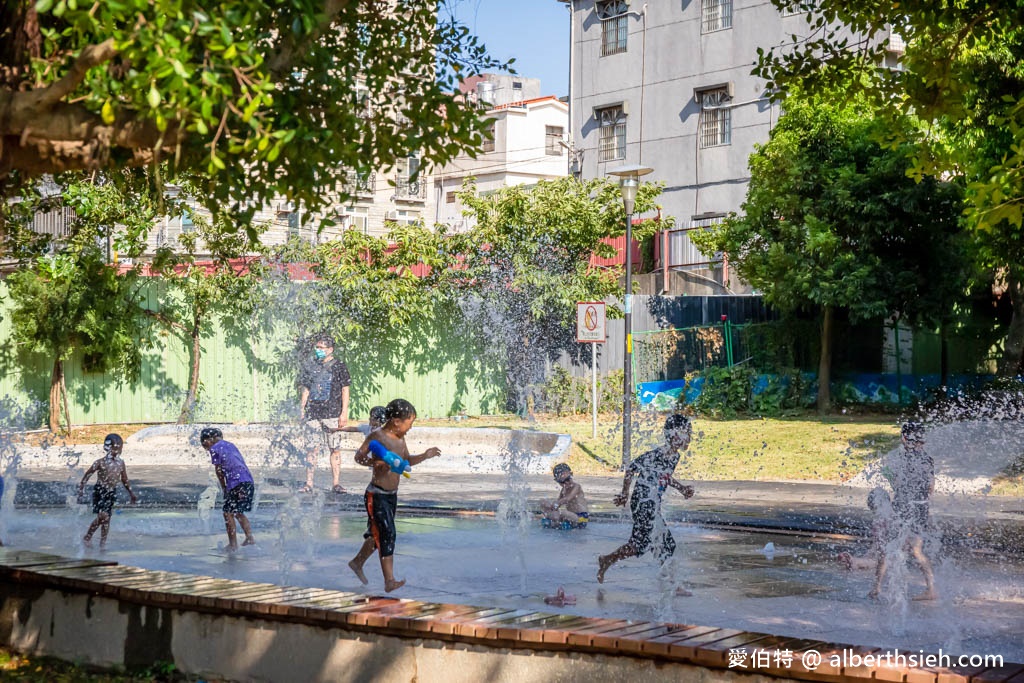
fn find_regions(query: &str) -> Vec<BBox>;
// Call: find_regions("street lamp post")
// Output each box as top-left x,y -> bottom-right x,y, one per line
607,164 -> 653,468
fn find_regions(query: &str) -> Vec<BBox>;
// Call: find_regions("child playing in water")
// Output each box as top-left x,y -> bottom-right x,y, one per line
348,399 -> 441,592
78,433 -> 137,549
870,421 -> 937,601
597,413 -> 695,584
540,463 -> 589,528
341,405 -> 386,436
838,486 -> 895,571
200,427 -> 256,551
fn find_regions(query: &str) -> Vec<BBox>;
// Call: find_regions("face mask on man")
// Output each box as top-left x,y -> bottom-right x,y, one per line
314,349 -> 327,360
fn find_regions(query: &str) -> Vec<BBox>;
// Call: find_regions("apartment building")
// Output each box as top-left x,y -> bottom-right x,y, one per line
435,75 -> 569,231
561,0 -> 901,287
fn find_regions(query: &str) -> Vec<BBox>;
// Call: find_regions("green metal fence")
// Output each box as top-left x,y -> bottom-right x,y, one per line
0,282 -> 507,426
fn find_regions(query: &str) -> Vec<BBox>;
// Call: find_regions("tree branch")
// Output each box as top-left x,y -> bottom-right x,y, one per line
26,39 -> 117,110
266,0 -> 353,78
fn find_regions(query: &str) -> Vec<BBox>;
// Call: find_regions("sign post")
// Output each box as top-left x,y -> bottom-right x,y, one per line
576,302 -> 607,438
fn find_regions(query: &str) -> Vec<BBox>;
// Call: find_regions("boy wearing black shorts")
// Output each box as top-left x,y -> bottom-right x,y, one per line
200,428 -> 256,551
348,399 -> 441,592
78,433 -> 137,549
597,414 -> 695,584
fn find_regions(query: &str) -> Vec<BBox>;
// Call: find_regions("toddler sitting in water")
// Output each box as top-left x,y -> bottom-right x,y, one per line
540,464 -> 589,529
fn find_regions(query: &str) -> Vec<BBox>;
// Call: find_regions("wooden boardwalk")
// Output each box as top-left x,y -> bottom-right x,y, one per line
1,547 -> 1021,682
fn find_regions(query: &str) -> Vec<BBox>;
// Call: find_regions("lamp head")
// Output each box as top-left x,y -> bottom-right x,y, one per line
606,164 -> 654,215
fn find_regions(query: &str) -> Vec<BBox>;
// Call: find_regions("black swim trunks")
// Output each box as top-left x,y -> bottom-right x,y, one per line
628,484 -> 676,562
363,484 -> 398,558
223,481 -> 254,514
92,485 -> 117,515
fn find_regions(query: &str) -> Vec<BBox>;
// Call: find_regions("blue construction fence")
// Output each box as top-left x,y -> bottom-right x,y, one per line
638,373 -> 998,411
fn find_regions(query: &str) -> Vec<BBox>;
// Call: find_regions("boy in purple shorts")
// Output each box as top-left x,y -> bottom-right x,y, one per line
200,428 -> 255,551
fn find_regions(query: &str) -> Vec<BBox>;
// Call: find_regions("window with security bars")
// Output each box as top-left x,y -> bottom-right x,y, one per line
597,105 -> 626,161
545,126 -> 564,155
597,0 -> 628,56
701,0 -> 732,32
698,89 -> 731,148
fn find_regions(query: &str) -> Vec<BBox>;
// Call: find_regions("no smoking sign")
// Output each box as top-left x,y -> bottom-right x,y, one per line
576,301 -> 606,343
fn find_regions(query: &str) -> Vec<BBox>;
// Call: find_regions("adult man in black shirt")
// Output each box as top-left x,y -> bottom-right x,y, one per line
298,334 -> 351,493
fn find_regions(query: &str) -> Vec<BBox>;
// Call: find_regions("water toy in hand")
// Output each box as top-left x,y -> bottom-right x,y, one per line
368,440 -> 412,478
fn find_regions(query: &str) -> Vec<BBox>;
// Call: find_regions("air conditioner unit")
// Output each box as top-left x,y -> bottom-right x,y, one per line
385,210 -> 399,220
278,200 -> 295,212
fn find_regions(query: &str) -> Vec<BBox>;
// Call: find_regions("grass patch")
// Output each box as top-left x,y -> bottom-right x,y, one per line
420,413 -> 899,481
0,647 -> 197,682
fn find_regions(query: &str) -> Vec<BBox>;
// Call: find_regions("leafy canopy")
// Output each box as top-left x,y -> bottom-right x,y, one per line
0,0 -> 506,234
692,93 -> 967,325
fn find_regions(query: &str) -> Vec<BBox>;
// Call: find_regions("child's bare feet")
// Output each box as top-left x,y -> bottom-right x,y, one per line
82,537 -> 93,548
912,590 -> 937,601
597,555 -> 612,584
242,537 -> 255,547
867,588 -> 880,600
348,559 -> 368,585
227,543 -> 238,552
384,578 -> 405,593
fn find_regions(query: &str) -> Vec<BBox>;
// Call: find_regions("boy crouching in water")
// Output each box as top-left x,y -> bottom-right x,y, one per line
348,399 -> 441,592
540,464 -> 589,528
200,428 -> 256,551
79,433 -> 137,549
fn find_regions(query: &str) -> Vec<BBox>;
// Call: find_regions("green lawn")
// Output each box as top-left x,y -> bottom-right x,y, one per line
421,413 -> 901,481
0,648 -> 192,682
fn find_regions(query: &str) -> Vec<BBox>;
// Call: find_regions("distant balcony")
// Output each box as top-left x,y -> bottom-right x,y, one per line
345,171 -> 376,198
394,176 -> 427,201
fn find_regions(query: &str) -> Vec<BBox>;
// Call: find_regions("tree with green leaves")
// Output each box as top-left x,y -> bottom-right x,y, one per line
693,95 -> 966,412
0,1 -> 505,234
758,0 -> 1024,374
149,204 -> 268,423
3,179 -> 157,432
442,177 -> 668,413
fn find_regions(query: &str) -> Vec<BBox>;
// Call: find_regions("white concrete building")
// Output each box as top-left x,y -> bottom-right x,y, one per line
434,75 -> 569,231
561,0 -> 901,289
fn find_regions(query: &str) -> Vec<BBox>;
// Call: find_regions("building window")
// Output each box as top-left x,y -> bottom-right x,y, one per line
340,206 -> 369,233
597,0 -> 628,56
387,209 -> 421,226
512,81 -> 523,91
545,126 -> 564,155
482,121 -> 496,152
698,89 -> 731,148
395,154 -> 426,200
701,0 -> 732,33
446,191 -> 457,204
597,105 -> 626,162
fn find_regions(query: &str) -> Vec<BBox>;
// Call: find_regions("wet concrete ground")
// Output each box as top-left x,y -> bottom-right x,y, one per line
2,498 -> 1023,662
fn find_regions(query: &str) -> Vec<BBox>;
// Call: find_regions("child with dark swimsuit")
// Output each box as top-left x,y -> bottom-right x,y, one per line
78,434 -> 137,549
347,399 -> 441,592
597,414 -> 695,585
871,422 -> 937,601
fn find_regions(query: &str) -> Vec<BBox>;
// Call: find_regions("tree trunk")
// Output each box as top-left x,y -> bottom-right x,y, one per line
48,357 -> 64,433
939,319 -> 949,388
816,306 -> 833,414
178,320 -> 202,424
999,270 -> 1024,377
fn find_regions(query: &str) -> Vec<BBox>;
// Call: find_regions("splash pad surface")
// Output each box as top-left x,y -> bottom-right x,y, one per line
3,501 -> 1022,663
